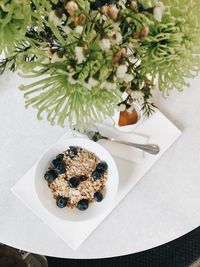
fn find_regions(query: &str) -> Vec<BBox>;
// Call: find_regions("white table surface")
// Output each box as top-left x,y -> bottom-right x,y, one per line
0,72 -> 200,259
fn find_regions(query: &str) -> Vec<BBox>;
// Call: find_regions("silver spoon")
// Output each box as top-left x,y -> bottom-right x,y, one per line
86,131 -> 160,155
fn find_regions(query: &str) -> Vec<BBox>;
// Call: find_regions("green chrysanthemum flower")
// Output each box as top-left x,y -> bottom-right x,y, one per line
20,72 -> 121,132
0,0 -> 31,54
138,0 -> 200,95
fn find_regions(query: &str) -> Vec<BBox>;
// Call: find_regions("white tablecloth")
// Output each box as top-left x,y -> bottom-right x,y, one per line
0,72 -> 200,258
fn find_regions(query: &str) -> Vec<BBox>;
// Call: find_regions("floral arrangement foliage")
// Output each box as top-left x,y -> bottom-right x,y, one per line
0,0 -> 200,130
0,0 -> 31,54
138,0 -> 200,94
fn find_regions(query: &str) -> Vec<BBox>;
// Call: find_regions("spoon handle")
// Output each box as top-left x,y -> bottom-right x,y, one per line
101,136 -> 160,155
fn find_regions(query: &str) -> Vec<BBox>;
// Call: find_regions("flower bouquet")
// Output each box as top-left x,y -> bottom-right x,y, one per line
0,0 -> 200,131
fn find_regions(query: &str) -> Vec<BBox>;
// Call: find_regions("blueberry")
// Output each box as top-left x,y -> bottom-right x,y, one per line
96,161 -> 108,173
77,199 -> 89,211
56,153 -> 64,160
55,163 -> 66,174
92,171 -> 102,181
44,170 -> 57,183
56,196 -> 68,208
52,158 -> 62,168
68,177 -> 80,188
67,146 -> 78,158
52,159 -> 66,174
79,175 -> 88,182
94,191 -> 103,202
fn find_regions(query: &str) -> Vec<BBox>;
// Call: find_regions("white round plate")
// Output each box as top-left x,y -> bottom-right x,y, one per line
34,138 -> 119,222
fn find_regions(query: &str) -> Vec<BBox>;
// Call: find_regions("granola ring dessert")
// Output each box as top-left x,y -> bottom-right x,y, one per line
44,146 -> 108,211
